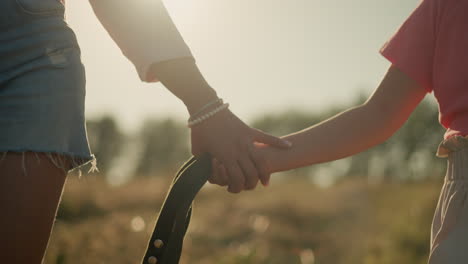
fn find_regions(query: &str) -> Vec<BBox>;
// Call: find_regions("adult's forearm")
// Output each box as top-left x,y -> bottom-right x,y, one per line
149,58 -> 219,115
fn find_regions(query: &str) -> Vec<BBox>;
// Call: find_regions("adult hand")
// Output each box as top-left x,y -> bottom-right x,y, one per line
148,57 -> 291,192
211,141 -> 280,190
191,109 -> 291,193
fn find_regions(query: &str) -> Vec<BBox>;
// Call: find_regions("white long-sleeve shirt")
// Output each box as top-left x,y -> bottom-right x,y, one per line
88,0 -> 193,82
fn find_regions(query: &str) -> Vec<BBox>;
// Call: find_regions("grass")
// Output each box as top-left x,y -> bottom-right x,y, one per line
44,174 -> 442,264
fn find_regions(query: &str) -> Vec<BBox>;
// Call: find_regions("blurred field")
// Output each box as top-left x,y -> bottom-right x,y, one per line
44,173 -> 443,264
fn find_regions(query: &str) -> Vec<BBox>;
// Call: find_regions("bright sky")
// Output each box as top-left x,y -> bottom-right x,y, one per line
65,0 -> 420,132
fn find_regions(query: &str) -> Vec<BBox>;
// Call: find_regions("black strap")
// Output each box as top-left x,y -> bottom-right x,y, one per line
141,154 -> 212,264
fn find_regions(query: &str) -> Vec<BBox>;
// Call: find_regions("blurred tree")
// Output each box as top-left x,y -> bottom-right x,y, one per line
134,118 -> 189,177
86,115 -> 124,175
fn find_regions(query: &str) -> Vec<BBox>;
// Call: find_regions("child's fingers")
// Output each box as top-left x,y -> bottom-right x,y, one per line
257,165 -> 270,187
250,148 -> 271,187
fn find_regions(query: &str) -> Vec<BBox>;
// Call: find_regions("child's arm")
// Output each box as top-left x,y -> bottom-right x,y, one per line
262,65 -> 427,176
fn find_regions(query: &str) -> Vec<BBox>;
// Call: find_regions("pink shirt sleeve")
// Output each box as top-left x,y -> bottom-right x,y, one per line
380,0 -> 438,92
89,0 -> 193,83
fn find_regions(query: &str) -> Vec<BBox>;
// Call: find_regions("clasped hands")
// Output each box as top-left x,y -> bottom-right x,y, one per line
190,108 -> 291,193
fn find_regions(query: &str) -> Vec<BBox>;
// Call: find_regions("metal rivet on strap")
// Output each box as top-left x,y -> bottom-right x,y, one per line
148,256 -> 158,264
153,239 -> 164,249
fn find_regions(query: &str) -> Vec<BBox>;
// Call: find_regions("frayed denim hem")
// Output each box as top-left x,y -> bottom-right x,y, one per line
0,150 -> 98,178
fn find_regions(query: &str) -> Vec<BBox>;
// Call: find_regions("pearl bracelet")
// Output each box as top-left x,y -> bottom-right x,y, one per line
191,98 -> 223,119
188,103 -> 230,128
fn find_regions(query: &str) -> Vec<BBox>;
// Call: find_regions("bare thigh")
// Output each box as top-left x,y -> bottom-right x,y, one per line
0,152 -> 69,264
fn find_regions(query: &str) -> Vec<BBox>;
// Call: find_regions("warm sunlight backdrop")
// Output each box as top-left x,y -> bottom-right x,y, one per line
65,0 -> 423,132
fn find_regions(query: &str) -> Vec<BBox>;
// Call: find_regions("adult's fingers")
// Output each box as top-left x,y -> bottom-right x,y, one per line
209,158 -> 217,183
238,155 -> 259,190
224,161 -> 245,194
216,162 -> 229,186
253,129 -> 292,149
209,158 -> 228,186
209,158 -> 223,185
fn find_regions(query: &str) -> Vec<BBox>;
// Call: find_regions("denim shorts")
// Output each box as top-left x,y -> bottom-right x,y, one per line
0,0 -> 96,175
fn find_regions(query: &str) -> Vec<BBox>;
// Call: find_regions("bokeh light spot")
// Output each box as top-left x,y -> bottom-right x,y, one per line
131,216 -> 146,232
